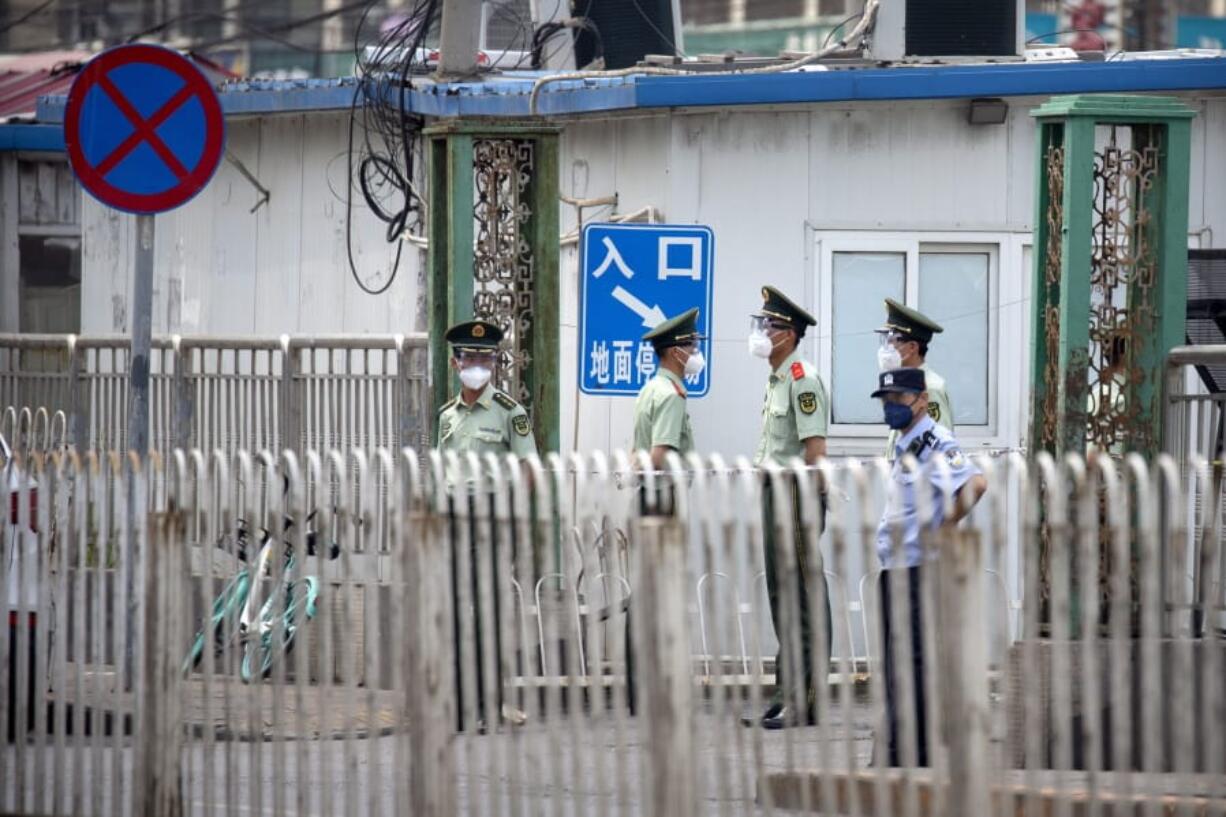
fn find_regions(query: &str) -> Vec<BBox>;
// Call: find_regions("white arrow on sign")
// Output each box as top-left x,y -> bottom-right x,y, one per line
612,285 -> 667,328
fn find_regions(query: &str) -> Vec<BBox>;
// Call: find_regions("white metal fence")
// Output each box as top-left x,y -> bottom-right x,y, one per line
3,447 -> 1225,816
0,334 -> 432,456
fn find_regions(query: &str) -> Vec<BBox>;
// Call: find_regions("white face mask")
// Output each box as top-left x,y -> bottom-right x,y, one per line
877,344 -> 903,372
748,330 -> 773,359
682,349 -> 706,378
458,365 -> 492,391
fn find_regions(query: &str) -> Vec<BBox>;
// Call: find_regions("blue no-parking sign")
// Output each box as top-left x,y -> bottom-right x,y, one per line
579,223 -> 714,397
64,44 -> 224,214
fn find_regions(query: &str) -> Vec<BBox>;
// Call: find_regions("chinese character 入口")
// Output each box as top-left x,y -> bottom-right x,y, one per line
592,236 -> 635,280
658,236 -> 703,281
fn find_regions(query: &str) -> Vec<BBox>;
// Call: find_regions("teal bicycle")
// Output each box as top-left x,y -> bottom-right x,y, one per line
183,511 -> 337,682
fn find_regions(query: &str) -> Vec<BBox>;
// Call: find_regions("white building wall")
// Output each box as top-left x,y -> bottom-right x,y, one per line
78,94 -> 1226,461
80,112 -> 422,337
557,94 -> 1226,460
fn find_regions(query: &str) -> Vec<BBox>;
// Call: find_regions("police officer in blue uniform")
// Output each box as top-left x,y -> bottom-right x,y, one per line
872,367 -> 986,766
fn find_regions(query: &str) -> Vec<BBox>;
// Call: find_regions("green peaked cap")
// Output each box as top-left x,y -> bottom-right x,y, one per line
755,285 -> 816,329
444,320 -> 503,352
879,298 -> 943,344
641,307 -> 706,348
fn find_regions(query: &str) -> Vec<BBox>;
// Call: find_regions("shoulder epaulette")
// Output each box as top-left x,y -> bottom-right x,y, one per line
790,361 -> 805,381
438,397 -> 457,414
493,391 -> 518,411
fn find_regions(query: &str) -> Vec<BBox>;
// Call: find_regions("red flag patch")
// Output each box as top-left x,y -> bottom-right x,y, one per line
790,362 -> 805,381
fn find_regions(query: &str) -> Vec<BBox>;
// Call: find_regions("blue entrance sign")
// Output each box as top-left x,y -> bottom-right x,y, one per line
579,223 -> 714,397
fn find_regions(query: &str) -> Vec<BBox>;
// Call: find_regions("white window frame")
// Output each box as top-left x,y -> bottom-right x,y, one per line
815,230 -> 1028,454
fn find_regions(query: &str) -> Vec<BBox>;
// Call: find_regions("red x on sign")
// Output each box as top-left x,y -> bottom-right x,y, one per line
64,44 -> 225,214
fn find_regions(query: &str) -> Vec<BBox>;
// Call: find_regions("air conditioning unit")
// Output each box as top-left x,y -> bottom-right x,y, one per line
570,0 -> 684,70
870,0 -> 1025,61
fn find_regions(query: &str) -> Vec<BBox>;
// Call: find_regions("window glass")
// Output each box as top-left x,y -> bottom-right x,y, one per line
917,252 -> 989,425
19,235 -> 81,334
832,252 -> 904,423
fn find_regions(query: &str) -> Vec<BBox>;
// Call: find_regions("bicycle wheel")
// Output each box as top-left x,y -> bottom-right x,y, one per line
182,571 -> 251,676
240,576 -> 320,682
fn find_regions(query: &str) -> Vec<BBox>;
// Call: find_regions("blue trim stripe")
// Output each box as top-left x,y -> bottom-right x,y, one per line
30,56 -> 1226,122
634,57 -> 1226,109
0,124 -> 66,152
38,77 -> 362,123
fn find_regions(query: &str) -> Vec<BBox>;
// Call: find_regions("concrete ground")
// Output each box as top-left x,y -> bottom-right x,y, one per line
1,699 -> 878,816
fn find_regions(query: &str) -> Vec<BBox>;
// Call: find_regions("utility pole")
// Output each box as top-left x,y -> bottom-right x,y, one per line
435,0 -> 482,79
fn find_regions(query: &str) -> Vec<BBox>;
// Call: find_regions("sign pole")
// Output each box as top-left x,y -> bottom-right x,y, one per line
124,212 -> 154,688
129,213 -> 154,459
64,45 -> 224,815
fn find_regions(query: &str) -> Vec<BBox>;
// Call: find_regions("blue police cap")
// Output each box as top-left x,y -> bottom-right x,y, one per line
870,367 -> 926,398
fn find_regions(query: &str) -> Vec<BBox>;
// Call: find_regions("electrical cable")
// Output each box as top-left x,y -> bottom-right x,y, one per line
125,11 -> 322,52
191,0 -> 377,51
0,0 -> 55,36
532,16 -> 603,70
822,12 -> 863,50
628,0 -> 686,58
529,0 -> 882,114
343,0 -> 441,296
2,0 -> 363,53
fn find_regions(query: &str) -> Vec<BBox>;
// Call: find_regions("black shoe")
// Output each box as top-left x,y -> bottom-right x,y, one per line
762,704 -> 818,730
740,702 -> 783,727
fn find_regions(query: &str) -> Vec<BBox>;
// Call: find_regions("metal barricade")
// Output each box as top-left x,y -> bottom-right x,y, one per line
1,448 -> 1223,816
0,334 -> 432,458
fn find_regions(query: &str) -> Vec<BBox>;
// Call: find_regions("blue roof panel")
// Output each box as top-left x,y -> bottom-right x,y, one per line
635,57 -> 1226,108
21,55 -> 1226,130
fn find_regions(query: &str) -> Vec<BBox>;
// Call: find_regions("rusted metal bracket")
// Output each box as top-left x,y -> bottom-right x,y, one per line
225,150 -> 271,214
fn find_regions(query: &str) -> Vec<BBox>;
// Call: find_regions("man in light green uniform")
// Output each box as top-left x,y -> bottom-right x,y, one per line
876,299 -> 953,459
633,307 -> 704,510
743,285 -> 832,730
436,319 -> 538,731
622,307 -> 705,713
437,320 -> 538,460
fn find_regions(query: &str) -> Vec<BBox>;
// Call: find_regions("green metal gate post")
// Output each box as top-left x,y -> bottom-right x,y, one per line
1028,95 -> 1195,461
425,121 -> 561,451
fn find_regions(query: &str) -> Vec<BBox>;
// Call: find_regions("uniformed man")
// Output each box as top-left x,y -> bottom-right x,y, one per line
876,299 -> 953,459
743,285 -> 832,730
633,307 -> 704,514
436,319 -> 538,731
872,367 -> 986,766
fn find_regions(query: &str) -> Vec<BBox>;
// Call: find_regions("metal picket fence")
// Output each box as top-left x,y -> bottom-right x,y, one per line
3,447 -> 1225,816
0,334 -> 432,457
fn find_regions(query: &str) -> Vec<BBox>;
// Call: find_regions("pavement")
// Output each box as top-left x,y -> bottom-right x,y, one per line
2,698 -> 879,815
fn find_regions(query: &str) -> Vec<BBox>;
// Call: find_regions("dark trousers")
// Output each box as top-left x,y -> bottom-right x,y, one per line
762,476 -> 832,712
448,493 -> 513,731
879,566 -> 930,767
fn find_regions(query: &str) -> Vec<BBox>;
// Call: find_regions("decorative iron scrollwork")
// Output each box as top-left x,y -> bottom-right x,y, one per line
472,138 -> 535,407
1039,140 -> 1065,455
1087,126 -> 1160,455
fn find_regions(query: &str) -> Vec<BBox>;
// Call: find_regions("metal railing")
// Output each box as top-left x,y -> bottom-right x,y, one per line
4,447 -> 1223,816
0,334 -> 432,457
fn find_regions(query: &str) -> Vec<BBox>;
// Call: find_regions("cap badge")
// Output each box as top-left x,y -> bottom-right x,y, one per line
884,373 -> 894,386
472,325 -> 485,338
